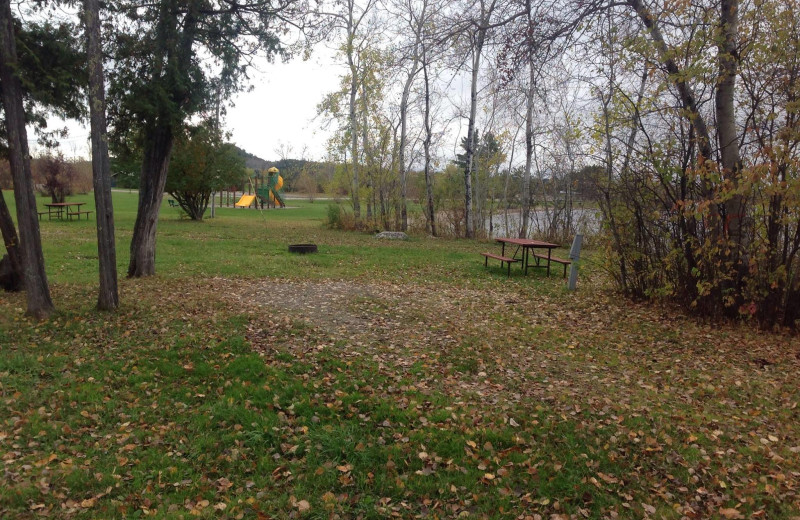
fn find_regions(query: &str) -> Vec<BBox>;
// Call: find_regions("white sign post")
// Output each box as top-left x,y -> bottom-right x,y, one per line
568,234 -> 583,291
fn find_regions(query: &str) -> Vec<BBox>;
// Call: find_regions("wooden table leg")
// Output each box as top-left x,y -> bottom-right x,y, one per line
524,247 -> 529,275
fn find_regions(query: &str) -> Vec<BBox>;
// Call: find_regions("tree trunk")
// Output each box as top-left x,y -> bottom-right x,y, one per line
128,124 -> 173,277
627,0 -> 720,252
84,0 -> 119,310
502,126 -> 518,236
346,11 -> 361,225
422,49 -> 436,237
520,52 -> 535,238
0,190 -> 23,290
398,68 -> 415,232
463,40 -> 481,239
716,0 -> 745,250
360,80 -> 372,222
128,3 -> 195,277
0,0 -> 54,318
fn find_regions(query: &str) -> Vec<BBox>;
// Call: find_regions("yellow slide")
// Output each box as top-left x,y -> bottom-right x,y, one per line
235,194 -> 256,208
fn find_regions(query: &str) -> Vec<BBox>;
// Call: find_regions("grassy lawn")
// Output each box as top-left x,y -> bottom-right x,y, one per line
1,191 -> 798,519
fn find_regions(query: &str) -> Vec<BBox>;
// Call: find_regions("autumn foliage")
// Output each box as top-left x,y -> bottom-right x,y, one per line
595,0 -> 800,330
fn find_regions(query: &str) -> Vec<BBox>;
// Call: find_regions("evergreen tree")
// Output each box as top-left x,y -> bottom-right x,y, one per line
0,16 -> 84,294
106,0 -> 319,277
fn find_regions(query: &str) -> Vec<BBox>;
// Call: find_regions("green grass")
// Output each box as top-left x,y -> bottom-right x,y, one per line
10,191 -> 509,287
0,190 -> 798,518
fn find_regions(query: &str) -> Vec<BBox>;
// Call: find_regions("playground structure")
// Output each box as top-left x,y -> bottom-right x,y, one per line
235,167 -> 286,209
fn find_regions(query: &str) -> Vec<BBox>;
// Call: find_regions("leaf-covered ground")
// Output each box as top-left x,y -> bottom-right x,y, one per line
2,270 -> 797,519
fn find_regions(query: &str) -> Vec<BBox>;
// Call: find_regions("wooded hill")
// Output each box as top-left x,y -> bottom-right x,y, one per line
233,145 -> 331,190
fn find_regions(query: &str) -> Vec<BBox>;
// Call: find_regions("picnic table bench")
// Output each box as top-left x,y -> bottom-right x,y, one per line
533,253 -> 571,278
67,210 -> 93,221
481,252 -> 519,277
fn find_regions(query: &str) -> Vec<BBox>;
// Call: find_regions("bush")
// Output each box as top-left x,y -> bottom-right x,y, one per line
324,203 -> 356,230
34,153 -> 76,203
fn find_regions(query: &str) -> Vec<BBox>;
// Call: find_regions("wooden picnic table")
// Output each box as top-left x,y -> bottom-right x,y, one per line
41,202 -> 91,221
495,237 -> 566,277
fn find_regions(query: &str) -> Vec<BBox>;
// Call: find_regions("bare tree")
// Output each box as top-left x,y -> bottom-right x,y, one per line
392,0 -> 429,231
457,0 -> 501,238
421,35 -> 437,236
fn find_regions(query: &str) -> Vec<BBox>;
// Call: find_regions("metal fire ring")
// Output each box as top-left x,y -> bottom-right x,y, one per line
288,243 -> 318,254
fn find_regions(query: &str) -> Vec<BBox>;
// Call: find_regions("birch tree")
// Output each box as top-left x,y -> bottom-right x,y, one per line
322,0 -> 381,227
391,0 -> 429,231
452,0 -> 501,238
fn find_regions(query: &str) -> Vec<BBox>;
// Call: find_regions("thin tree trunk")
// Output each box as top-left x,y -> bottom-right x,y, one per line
84,0 -> 118,310
521,53 -> 535,238
602,70 -> 647,292
398,64 -> 417,232
346,13 -> 361,224
627,0 -> 713,163
502,125 -> 519,236
0,0 -> 54,318
422,49 -> 436,237
399,0 -> 427,232
360,80 -> 372,221
463,0 -> 495,239
463,40 -> 481,238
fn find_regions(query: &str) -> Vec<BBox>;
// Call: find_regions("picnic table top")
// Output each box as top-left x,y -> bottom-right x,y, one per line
495,237 -> 559,248
44,202 -> 85,207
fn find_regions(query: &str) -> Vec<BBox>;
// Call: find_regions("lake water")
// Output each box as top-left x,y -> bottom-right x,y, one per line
486,207 -> 601,238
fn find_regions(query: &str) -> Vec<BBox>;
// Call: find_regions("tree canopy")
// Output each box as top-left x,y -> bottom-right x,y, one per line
0,18 -> 85,156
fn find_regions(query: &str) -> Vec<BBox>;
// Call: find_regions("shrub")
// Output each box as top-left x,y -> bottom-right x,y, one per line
35,153 -> 76,203
324,203 -> 356,230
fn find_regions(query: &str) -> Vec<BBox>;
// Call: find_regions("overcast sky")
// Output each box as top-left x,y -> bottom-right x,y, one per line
40,48 -> 343,163
225,49 -> 342,161
38,40 -> 477,167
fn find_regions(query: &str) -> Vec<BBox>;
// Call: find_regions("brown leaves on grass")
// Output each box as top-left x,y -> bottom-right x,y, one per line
2,273 -> 798,519
239,277 -> 800,517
